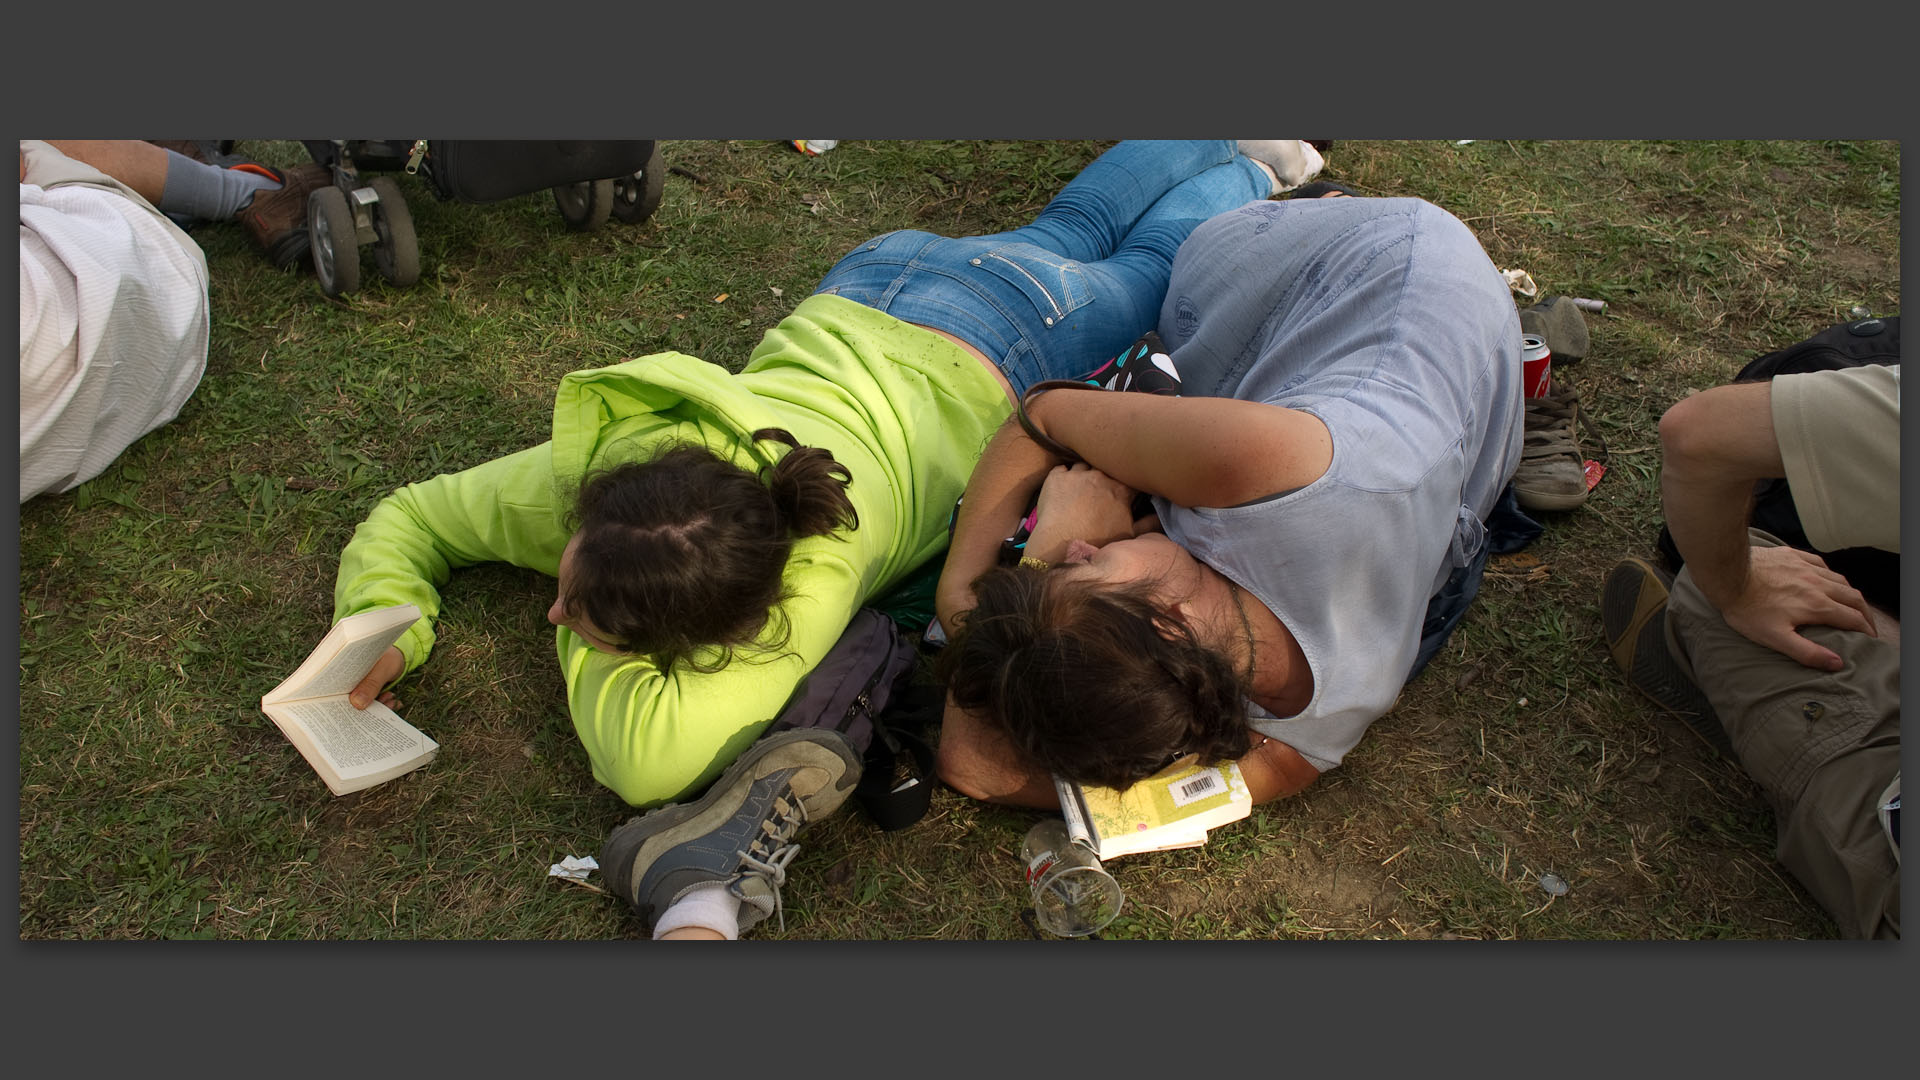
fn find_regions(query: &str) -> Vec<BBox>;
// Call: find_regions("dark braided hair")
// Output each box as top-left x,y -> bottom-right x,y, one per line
560,428 -> 856,671
936,564 -> 1253,789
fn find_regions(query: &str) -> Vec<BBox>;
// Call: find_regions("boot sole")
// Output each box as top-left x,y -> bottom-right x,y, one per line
268,229 -> 313,270
1600,558 -> 1734,758
599,729 -> 863,908
1514,484 -> 1589,512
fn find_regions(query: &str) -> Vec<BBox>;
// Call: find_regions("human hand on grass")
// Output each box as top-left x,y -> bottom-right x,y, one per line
349,646 -> 406,710
1719,544 -> 1877,671
1024,464 -> 1137,563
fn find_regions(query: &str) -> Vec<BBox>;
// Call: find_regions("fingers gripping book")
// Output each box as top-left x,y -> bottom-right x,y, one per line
260,604 -> 438,795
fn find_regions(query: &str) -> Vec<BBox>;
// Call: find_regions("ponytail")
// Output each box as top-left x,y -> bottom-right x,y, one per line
753,428 -> 858,538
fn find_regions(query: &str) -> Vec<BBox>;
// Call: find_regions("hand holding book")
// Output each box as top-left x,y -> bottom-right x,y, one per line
261,605 -> 438,796
349,646 -> 406,710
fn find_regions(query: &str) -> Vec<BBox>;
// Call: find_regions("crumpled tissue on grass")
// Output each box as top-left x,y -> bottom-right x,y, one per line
1501,268 -> 1538,298
548,854 -> 599,883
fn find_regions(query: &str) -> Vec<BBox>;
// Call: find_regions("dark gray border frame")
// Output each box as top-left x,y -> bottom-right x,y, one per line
6,4 -> 1910,1071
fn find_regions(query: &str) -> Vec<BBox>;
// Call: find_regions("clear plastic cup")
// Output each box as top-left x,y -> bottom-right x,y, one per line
1020,818 -> 1124,936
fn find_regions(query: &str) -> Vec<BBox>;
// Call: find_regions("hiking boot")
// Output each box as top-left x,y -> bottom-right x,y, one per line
1512,377 -> 1603,512
600,728 -> 864,934
1601,557 -> 1734,758
1519,295 -> 1591,364
235,163 -> 331,269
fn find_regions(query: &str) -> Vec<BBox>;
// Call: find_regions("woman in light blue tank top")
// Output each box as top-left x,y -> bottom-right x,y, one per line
935,193 -> 1527,811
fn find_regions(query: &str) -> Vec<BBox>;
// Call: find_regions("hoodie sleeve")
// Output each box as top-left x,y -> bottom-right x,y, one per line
333,443 -> 570,674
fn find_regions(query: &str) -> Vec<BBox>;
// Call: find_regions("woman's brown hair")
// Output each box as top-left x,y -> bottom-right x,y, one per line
560,428 -> 857,670
936,564 -> 1253,789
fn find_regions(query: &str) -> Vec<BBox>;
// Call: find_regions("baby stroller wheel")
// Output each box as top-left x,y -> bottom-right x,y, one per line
368,177 -> 421,287
308,185 -> 362,297
610,144 -> 666,225
553,177 -> 614,232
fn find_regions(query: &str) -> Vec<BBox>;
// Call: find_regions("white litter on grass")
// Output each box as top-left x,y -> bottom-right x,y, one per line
548,855 -> 599,882
1501,269 -> 1539,299
1539,873 -> 1569,896
1455,140 -> 1477,146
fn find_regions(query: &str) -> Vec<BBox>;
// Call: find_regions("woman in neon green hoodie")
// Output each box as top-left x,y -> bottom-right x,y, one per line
332,141 -> 1313,820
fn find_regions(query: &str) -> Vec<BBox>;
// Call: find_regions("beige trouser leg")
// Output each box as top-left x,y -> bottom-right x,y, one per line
1666,530 -> 1901,939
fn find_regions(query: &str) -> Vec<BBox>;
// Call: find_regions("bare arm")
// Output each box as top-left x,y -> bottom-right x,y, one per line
41,140 -> 170,204
934,415 -> 1066,634
1240,736 -> 1320,803
937,692 -> 1320,809
935,388 -> 1331,645
1024,387 -> 1332,509
1659,382 -> 1876,670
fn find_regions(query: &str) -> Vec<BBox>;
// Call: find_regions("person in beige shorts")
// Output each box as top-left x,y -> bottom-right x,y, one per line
1603,358 -> 1899,939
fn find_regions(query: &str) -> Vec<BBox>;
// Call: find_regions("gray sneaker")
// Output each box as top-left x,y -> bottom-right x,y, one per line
1513,378 -> 1606,512
600,728 -> 863,934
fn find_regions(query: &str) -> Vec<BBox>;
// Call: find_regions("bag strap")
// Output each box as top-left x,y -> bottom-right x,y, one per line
852,681 -> 943,831
1014,379 -> 1103,464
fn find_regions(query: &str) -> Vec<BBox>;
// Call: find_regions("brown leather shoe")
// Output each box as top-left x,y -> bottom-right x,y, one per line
236,163 -> 331,269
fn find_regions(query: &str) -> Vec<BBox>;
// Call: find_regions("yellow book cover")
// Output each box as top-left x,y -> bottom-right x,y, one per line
1056,757 -> 1252,861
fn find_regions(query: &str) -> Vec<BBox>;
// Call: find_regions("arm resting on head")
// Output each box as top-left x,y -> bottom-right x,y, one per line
1024,388 -> 1332,511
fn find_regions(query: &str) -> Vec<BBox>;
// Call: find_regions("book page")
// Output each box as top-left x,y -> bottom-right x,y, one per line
281,634 -> 407,702
264,604 -> 419,705
272,697 -> 434,775
1055,777 -> 1095,849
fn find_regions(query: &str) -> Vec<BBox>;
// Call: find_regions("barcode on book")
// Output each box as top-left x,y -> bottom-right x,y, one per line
1169,770 -> 1223,808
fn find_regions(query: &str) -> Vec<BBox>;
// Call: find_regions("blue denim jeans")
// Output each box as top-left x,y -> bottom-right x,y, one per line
814,141 -> 1270,394
1407,483 -> 1541,682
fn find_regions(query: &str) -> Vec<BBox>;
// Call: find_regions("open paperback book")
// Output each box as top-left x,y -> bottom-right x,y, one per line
260,603 -> 438,796
1055,756 -> 1253,861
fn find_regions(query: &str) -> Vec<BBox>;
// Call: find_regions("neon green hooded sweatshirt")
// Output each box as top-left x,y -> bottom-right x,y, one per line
334,294 -> 1011,806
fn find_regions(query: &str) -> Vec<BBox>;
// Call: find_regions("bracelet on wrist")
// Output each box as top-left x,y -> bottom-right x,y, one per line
1014,379 -> 1099,463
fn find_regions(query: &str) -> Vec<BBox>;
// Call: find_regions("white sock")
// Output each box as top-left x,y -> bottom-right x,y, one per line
651,881 -> 743,940
1236,140 -> 1326,195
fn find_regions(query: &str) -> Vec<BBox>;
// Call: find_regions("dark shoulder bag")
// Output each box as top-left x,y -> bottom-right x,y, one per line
767,608 -> 942,830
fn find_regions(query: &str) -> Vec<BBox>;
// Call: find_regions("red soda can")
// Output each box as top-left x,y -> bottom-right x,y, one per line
1521,334 -> 1552,398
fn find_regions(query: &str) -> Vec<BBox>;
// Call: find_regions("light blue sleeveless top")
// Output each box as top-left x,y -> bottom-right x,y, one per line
1153,198 -> 1524,771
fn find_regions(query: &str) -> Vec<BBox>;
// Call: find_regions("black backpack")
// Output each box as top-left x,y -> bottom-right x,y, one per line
766,607 -> 941,831
1656,315 -> 1900,616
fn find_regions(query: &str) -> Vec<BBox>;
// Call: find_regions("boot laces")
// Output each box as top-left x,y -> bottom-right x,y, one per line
732,792 -> 810,932
1522,383 -> 1608,462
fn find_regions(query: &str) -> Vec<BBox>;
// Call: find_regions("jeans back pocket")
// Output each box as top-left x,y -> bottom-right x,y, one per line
969,243 -> 1092,327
